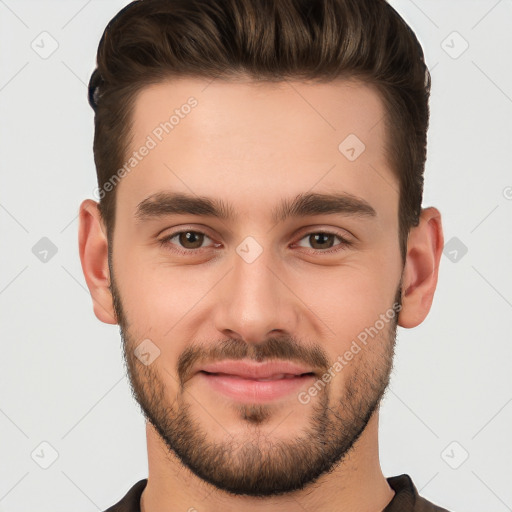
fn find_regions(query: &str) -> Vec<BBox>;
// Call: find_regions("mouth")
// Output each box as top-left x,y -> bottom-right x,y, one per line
199,371 -> 314,381
195,360 -> 317,402
198,360 -> 316,379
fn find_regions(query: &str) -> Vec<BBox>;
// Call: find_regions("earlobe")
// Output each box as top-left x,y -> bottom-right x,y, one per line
78,199 -> 117,325
398,207 -> 444,329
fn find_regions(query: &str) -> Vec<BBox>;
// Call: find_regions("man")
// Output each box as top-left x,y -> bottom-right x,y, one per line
79,0 -> 449,510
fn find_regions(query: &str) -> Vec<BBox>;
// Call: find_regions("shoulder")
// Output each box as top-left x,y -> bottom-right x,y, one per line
102,479 -> 148,512
385,474 -> 453,512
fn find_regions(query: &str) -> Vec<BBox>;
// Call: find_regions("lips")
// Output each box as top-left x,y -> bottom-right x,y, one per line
241,373 -> 300,381
195,360 -> 316,402
198,360 -> 315,380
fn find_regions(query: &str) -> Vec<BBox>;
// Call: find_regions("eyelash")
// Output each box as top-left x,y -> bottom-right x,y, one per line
158,229 -> 353,255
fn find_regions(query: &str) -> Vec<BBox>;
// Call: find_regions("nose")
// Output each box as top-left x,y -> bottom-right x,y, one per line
213,243 -> 300,345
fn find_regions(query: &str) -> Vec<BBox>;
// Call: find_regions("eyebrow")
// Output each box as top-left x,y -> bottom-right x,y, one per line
134,191 -> 377,224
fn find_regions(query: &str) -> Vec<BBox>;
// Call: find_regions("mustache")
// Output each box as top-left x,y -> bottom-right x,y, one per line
177,336 -> 330,389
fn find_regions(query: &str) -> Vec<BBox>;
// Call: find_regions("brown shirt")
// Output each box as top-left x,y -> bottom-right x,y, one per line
103,474 -> 452,511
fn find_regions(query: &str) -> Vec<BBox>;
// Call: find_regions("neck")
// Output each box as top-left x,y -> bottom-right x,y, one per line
140,409 -> 395,512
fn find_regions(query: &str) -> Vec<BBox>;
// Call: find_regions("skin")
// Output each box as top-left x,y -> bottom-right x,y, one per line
79,77 -> 443,512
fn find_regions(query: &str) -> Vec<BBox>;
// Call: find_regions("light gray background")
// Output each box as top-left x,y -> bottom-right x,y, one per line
0,1 -> 511,511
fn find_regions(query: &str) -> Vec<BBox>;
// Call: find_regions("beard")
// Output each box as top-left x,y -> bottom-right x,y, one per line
109,258 -> 401,497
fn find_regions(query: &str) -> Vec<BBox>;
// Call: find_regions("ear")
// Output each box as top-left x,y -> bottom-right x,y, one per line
398,207 -> 444,328
78,199 -> 117,324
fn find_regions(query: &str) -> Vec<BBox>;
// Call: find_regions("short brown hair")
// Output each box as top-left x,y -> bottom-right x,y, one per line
88,0 -> 431,264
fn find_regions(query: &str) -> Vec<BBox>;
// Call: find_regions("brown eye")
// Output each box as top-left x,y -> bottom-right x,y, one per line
295,231 -> 352,253
159,230 -> 213,253
308,233 -> 336,250
177,231 -> 205,249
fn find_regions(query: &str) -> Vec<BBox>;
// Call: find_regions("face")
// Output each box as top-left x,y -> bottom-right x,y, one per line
108,77 -> 404,496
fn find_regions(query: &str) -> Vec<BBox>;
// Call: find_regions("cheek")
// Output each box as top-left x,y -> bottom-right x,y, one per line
292,265 -> 398,367
297,262 -> 396,325
115,255 -> 218,336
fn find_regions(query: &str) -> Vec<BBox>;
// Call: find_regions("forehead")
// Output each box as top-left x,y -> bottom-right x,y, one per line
131,76 -> 387,150
117,76 -> 396,225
